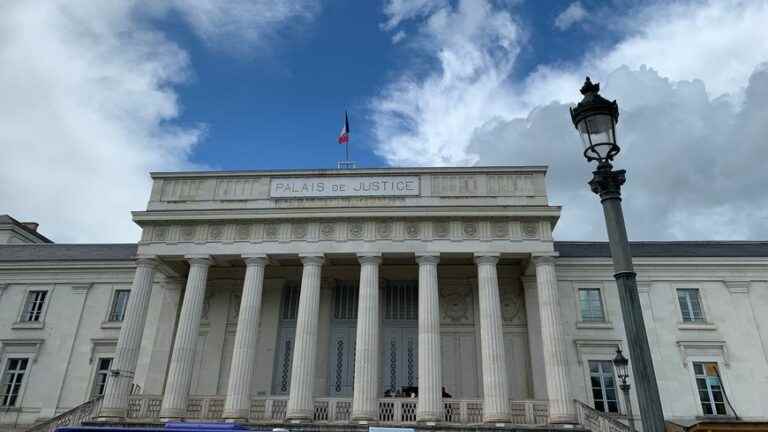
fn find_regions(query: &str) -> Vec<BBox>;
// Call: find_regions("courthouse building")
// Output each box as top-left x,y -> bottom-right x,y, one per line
0,166 -> 767,432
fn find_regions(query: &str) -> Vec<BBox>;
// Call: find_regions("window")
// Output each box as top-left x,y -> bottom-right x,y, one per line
1,358 -> 28,407
677,288 -> 705,322
280,283 -> 300,320
21,291 -> 47,322
333,281 -> 358,320
91,357 -> 113,397
589,360 -> 619,413
383,280 -> 418,320
108,290 -> 130,322
694,362 -> 727,415
579,288 -> 605,322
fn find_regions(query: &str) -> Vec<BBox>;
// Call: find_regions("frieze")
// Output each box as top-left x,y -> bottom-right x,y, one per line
140,218 -> 551,245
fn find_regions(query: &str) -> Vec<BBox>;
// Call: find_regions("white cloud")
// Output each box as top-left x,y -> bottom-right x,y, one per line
554,1 -> 587,31
373,0 -> 521,166
0,0 -> 316,243
372,0 -> 768,240
164,0 -> 320,54
382,0 -> 449,30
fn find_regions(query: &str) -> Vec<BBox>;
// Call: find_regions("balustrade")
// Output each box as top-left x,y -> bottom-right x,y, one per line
120,395 -> 549,426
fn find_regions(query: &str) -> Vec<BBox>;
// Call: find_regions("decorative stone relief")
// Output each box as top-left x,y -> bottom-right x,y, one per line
153,226 -> 169,241
376,221 -> 392,239
235,224 -> 251,241
292,223 -> 307,240
521,221 -> 538,239
431,175 -> 480,196
501,283 -> 524,323
264,223 -> 280,240
433,221 -> 450,239
214,178 -> 268,200
405,222 -> 420,239
320,222 -> 336,240
440,279 -> 474,324
228,293 -> 242,324
201,292 -> 215,321
208,225 -> 225,241
492,221 -> 508,238
160,179 -> 204,201
463,222 -> 478,238
180,225 -> 196,241
487,174 -> 535,196
349,222 -> 364,239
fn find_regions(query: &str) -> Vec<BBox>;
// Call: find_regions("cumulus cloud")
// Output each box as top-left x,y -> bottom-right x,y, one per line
372,0 -> 768,240
0,0 -> 316,243
554,2 -> 587,31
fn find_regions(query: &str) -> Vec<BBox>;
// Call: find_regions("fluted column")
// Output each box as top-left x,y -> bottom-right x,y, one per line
98,256 -> 157,419
534,255 -> 575,423
351,253 -> 381,422
416,253 -> 442,422
223,255 -> 268,420
286,254 -> 324,421
475,254 -> 511,423
160,256 -> 212,419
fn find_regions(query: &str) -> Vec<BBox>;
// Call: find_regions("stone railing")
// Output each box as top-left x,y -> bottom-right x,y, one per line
24,396 -> 103,432
575,400 -> 632,432
125,395 -> 548,425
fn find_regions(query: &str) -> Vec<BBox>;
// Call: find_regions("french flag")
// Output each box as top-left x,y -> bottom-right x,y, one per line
338,111 -> 350,144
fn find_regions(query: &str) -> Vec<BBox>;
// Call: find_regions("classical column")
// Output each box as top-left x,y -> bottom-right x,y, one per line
416,253 -> 442,423
474,254 -> 511,423
160,256 -> 212,419
351,253 -> 382,422
223,255 -> 268,420
534,255 -> 575,423
98,256 -> 157,419
286,254 -> 324,421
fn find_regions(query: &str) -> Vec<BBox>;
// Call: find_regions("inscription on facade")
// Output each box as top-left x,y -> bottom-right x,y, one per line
270,176 -> 419,198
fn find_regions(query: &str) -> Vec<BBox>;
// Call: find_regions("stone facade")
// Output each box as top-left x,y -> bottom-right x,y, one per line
0,167 -> 766,430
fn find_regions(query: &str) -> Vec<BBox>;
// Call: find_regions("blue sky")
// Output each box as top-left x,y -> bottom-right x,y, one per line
1,0 -> 766,242
167,0 -> 615,170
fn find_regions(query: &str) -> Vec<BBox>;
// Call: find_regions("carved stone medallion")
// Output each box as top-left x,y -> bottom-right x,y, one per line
492,221 -> 508,238
235,224 -> 251,241
180,225 -> 196,241
433,221 -> 449,238
522,222 -> 538,239
208,225 -> 225,241
349,222 -> 364,239
292,223 -> 307,239
264,223 -> 280,240
153,226 -> 168,241
320,222 -> 336,240
376,221 -> 392,238
405,222 -> 420,239
463,222 -> 478,238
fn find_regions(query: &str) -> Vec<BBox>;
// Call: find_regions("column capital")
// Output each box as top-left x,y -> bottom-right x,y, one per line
242,254 -> 269,267
532,253 -> 558,266
415,253 -> 440,265
357,253 -> 382,265
185,255 -> 212,266
300,253 -> 325,266
474,253 -> 500,265
135,255 -> 159,268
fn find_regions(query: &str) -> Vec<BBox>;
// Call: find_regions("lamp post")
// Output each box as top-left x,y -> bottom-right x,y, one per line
570,77 -> 666,432
613,348 -> 636,431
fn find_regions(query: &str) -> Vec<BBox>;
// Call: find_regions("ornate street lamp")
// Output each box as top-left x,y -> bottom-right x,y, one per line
570,77 -> 666,432
613,348 -> 636,431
